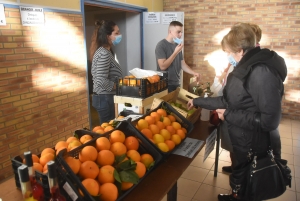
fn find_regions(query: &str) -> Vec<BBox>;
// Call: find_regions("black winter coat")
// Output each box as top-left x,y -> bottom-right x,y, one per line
193,47 -> 287,159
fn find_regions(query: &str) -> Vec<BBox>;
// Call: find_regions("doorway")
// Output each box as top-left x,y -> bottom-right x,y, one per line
83,1 -> 147,128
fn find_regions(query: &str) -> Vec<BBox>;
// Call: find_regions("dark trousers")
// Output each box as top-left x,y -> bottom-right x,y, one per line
92,94 -> 115,125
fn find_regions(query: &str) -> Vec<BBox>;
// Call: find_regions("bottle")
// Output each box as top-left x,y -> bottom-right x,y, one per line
24,151 -> 44,201
200,93 -> 210,121
18,165 -> 38,201
47,161 -> 66,201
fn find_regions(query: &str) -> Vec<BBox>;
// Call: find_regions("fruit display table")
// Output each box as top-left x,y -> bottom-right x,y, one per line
0,120 -> 215,201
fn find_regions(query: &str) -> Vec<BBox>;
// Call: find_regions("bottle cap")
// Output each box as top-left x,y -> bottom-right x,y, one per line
47,161 -> 56,179
18,165 -> 29,182
24,151 -> 33,166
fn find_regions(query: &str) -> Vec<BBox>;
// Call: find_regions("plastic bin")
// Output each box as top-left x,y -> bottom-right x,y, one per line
55,120 -> 163,201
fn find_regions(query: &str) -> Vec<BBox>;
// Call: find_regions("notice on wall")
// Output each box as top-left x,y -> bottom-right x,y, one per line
162,13 -> 178,25
144,12 -> 160,24
0,4 -> 6,26
203,129 -> 217,162
172,137 -> 204,158
20,6 -> 44,26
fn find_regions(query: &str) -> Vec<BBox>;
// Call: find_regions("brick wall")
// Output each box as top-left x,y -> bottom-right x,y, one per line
164,0 -> 300,119
0,7 -> 89,182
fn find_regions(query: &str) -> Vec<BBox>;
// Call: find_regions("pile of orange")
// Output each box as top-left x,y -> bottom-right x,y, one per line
137,108 -> 187,153
63,129 -> 155,201
119,74 -> 161,86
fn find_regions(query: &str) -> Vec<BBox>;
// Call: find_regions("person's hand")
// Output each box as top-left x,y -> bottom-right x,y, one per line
187,99 -> 194,110
216,109 -> 226,121
174,43 -> 183,55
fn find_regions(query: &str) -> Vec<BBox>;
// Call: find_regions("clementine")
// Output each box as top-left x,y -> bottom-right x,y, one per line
40,153 -> 54,166
99,183 -> 118,201
97,165 -> 115,184
96,150 -> 115,166
65,157 -> 81,174
140,128 -> 153,139
121,182 -> 134,191
140,154 -> 154,168
33,162 -> 43,172
135,162 -> 146,178
137,119 -> 148,130
144,115 -> 155,125
95,137 -> 111,151
78,160 -> 99,179
79,135 -> 92,144
126,150 -> 140,162
165,140 -> 176,151
149,124 -> 160,135
41,148 -> 55,157
80,178 -> 99,196
55,141 -> 68,151
109,130 -> 125,144
124,136 -> 139,150
79,146 -> 98,162
110,142 -> 127,156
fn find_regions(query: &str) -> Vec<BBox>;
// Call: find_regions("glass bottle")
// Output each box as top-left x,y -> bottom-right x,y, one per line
18,165 -> 38,201
47,161 -> 66,201
24,151 -> 44,201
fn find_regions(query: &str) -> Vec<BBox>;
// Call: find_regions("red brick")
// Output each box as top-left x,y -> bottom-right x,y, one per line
14,48 -> 33,53
11,88 -> 29,96
6,54 -> 25,60
25,53 -> 43,59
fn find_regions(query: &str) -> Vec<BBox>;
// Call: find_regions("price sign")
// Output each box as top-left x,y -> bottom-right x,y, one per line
20,6 -> 44,26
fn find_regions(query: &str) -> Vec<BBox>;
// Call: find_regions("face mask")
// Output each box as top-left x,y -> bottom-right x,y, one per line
227,55 -> 238,67
112,35 -> 122,46
173,37 -> 182,44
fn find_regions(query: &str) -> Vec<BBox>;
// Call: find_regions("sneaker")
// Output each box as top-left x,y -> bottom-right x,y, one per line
222,166 -> 232,173
218,194 -> 239,201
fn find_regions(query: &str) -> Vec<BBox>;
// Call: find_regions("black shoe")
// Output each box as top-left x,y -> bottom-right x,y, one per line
218,194 -> 239,201
222,166 -> 232,173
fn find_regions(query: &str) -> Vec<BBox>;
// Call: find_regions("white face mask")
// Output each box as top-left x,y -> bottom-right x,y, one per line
173,37 -> 183,44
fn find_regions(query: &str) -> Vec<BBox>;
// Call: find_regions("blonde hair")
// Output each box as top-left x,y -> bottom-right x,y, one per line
221,23 -> 256,53
233,22 -> 262,44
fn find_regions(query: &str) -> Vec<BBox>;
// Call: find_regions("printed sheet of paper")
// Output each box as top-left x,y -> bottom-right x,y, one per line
20,6 -> 44,26
144,12 -> 160,24
0,4 -> 6,26
162,13 -> 178,25
172,137 -> 204,158
203,129 -> 217,162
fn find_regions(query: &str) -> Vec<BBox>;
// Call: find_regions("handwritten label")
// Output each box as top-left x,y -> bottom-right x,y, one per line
172,137 -> 204,158
203,129 -> 217,162
20,6 -> 44,26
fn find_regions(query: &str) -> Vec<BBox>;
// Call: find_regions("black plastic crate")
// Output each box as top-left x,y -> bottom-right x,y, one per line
56,120 -> 164,201
132,101 -> 194,158
116,76 -> 168,98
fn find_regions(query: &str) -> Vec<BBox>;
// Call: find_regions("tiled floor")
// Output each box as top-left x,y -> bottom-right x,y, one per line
161,118 -> 300,201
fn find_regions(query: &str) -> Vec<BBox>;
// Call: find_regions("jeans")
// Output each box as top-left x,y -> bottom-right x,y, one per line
92,94 -> 115,125
168,84 -> 180,93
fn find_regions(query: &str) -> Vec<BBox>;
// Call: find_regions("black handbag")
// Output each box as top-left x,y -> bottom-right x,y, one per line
230,114 -> 292,201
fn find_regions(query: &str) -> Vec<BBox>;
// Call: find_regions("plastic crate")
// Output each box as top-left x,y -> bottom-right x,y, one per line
116,76 -> 168,98
132,101 -> 194,158
55,120 -> 164,201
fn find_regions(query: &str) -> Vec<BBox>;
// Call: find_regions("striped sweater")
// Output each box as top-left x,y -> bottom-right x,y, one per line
91,47 -> 123,94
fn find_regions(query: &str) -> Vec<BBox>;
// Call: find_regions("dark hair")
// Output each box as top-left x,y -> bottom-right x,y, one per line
169,21 -> 183,27
89,20 -> 116,60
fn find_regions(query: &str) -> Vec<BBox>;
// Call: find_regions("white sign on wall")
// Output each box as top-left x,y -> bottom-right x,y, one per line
144,12 -> 160,24
162,13 -> 178,25
0,4 -> 6,26
20,6 -> 44,26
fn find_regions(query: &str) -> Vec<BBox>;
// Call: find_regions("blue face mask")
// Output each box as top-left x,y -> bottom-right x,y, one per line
112,35 -> 122,46
227,55 -> 238,67
173,37 -> 182,44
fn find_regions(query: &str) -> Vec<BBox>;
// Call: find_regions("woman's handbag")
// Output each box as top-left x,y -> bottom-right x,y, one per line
230,115 -> 292,201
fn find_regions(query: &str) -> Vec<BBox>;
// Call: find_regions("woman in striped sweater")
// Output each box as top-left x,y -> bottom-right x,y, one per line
90,20 -> 123,124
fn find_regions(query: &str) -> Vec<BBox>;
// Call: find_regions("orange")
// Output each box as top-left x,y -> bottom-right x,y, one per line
79,160 -> 99,179
110,142 -> 127,156
96,137 -> 111,151
156,121 -> 165,130
172,122 -> 182,130
40,153 -> 54,166
140,154 -> 154,168
150,112 -> 160,122
43,164 -> 48,174
65,157 -> 81,174
126,150 -> 140,162
137,119 -> 148,130
33,162 -> 43,172
92,125 -> 103,132
124,136 -> 139,150
176,129 -> 186,140
55,141 -> 68,151
109,130 -> 125,143
135,162 -> 146,178
41,148 -> 55,157
141,128 -> 153,139
171,134 -> 182,145
97,165 -> 115,184
104,125 -> 114,132
157,108 -> 167,117
79,146 -> 98,162
162,117 -> 171,127
149,124 -> 160,135
166,125 -> 176,135
80,135 -> 92,144
97,150 -> 115,166
157,142 -> 169,152
56,147 -> 66,155
144,115 -> 155,125
168,114 -> 176,122
67,140 -> 82,151
160,129 -> 171,140
80,178 -> 99,196
165,140 -> 176,151
66,136 -> 79,144
99,183 -> 118,201
121,182 -> 134,191
153,134 -> 165,144
101,122 -> 110,128
181,127 -> 187,134
95,128 -> 105,134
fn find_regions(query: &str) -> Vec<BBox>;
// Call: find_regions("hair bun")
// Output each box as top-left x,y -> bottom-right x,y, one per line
95,20 -> 105,27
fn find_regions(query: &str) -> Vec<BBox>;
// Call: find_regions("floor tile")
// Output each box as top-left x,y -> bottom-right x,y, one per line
190,155 -> 215,170
291,120 -> 300,127
292,127 -> 300,134
193,183 -> 228,201
282,144 -> 294,154
177,194 -> 192,201
202,171 -> 231,190
281,138 -> 293,146
293,147 -> 300,156
279,118 -> 291,125
212,160 -> 231,173
289,165 -> 295,177
294,166 -> 300,178
297,192 -> 300,201
293,139 -> 300,148
218,150 -> 231,162
280,132 -> 292,139
295,177 -> 300,192
268,190 -> 297,201
294,156 -> 300,167
287,176 -> 296,192
181,166 -> 210,183
279,125 -> 292,133
282,153 -> 294,165
177,178 -> 201,199
292,133 -> 300,140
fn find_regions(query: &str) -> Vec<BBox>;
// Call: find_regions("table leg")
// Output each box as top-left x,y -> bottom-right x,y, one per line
167,181 -> 177,201
214,125 -> 221,177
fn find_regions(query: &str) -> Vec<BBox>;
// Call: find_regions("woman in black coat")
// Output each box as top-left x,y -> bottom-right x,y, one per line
187,23 -> 287,201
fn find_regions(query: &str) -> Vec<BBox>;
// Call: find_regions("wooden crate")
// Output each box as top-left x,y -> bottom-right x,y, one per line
150,87 -> 201,123
114,89 -> 168,118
